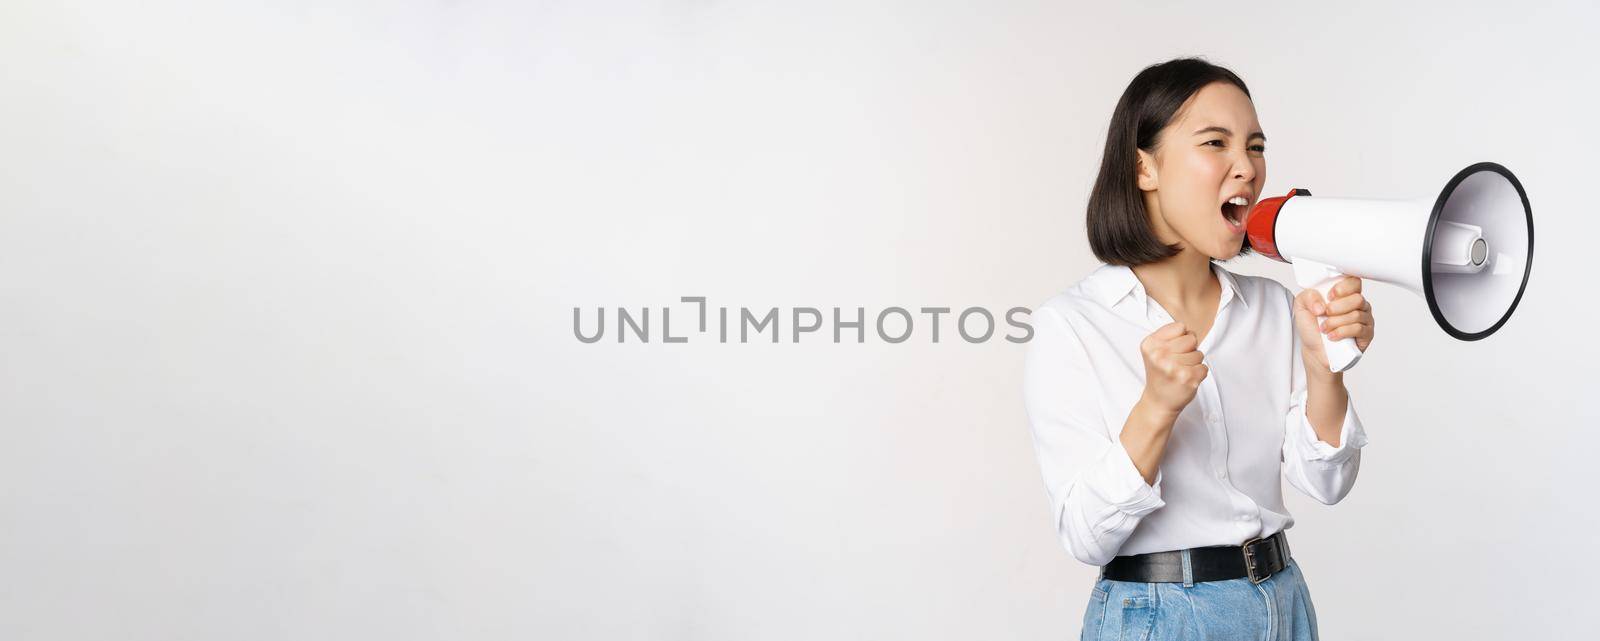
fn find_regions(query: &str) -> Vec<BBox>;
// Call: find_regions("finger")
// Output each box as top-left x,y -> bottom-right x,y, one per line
1291,294 -> 1321,324
1330,276 -> 1363,299
1325,292 -> 1367,316
1170,350 -> 1204,365
1165,332 -> 1199,354
1328,322 -> 1369,341
1295,288 -> 1325,308
1142,322 -> 1184,352
1295,288 -> 1328,316
1153,322 -> 1187,339
1318,309 -> 1368,333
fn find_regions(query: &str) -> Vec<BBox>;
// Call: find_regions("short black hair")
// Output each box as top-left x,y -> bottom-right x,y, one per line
1086,57 -> 1253,266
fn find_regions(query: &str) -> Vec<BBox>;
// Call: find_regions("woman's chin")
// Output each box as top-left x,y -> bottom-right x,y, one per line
1209,240 -> 1247,261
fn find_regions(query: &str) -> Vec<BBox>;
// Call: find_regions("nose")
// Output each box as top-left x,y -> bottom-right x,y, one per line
1231,150 -> 1257,183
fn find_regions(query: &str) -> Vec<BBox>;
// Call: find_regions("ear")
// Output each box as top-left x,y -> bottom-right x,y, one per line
1135,149 -> 1159,191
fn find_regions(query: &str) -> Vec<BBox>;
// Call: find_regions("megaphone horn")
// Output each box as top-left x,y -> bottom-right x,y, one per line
1245,162 -> 1535,373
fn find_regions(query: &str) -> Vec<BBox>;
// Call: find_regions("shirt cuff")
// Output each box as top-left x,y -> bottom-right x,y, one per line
1292,388 -> 1370,466
1098,438 -> 1166,517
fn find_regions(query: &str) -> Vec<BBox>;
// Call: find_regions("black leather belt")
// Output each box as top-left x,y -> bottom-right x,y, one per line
1100,530 -> 1291,584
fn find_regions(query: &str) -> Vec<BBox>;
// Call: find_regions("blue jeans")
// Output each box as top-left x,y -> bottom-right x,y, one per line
1081,557 -> 1320,641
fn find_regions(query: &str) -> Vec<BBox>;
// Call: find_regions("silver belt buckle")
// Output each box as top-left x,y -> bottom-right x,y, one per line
1242,535 -> 1271,584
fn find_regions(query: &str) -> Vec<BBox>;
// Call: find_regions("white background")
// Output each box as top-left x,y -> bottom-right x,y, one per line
2,1 -> 1596,639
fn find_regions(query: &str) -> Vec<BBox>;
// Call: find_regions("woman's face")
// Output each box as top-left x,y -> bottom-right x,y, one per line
1137,81 -> 1267,260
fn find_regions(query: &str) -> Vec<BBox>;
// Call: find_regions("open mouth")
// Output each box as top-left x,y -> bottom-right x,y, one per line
1221,196 -> 1249,232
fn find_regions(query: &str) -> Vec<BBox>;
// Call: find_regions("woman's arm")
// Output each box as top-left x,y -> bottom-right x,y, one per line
1300,276 -> 1375,445
1122,320 -> 1209,485
1304,370 -> 1350,447
1024,307 -> 1203,566
1120,398 -> 1181,486
1281,282 -> 1373,505
1024,306 -> 1170,566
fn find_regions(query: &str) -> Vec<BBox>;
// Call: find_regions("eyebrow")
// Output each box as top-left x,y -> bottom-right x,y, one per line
1193,126 -> 1266,142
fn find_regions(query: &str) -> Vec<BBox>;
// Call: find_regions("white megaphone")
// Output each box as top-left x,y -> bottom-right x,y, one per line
1246,162 -> 1534,373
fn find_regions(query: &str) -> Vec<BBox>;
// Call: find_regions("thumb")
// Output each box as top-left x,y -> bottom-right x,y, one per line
1291,299 -> 1329,350
1154,321 -> 1187,339
1296,289 -> 1329,316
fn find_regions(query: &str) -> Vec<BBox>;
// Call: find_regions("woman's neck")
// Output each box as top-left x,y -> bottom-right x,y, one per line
1130,249 -> 1219,315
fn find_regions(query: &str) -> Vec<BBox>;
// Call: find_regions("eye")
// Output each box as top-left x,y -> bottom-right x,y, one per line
1203,139 -> 1225,147
1249,144 -> 1266,153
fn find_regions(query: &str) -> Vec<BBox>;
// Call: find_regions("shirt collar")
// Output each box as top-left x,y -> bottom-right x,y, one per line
1090,262 -> 1251,311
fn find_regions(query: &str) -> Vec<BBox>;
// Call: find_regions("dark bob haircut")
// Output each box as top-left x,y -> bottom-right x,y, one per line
1087,57 -> 1253,266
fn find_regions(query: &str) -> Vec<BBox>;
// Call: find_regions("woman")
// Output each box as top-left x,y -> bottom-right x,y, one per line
1023,58 -> 1376,641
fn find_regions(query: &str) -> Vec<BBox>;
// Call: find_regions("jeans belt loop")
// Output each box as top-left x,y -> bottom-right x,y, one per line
1180,548 -> 1195,587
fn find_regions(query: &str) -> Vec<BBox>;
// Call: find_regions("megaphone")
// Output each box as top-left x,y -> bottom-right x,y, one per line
1246,162 -> 1534,372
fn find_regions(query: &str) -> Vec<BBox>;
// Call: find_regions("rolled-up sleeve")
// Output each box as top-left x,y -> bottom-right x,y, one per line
1024,305 -> 1165,567
1281,321 -> 1371,505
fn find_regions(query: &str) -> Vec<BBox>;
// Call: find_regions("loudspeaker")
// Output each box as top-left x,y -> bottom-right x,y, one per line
1245,162 -> 1534,372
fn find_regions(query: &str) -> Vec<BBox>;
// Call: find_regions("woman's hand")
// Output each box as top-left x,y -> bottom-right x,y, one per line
1138,321 -> 1208,414
1293,276 -> 1376,373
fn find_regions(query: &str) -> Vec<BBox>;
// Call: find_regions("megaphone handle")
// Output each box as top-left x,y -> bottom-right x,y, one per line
1291,259 -> 1364,373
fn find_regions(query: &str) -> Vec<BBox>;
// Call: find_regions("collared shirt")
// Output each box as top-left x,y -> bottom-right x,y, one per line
1022,262 -> 1369,567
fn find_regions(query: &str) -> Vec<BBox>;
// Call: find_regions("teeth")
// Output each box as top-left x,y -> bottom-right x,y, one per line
1228,196 -> 1249,206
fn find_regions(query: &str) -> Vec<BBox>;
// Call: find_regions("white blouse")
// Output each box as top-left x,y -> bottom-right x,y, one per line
1023,262 -> 1369,567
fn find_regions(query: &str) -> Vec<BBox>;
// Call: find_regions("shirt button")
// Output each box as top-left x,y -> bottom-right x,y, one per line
1216,470 -> 1226,479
